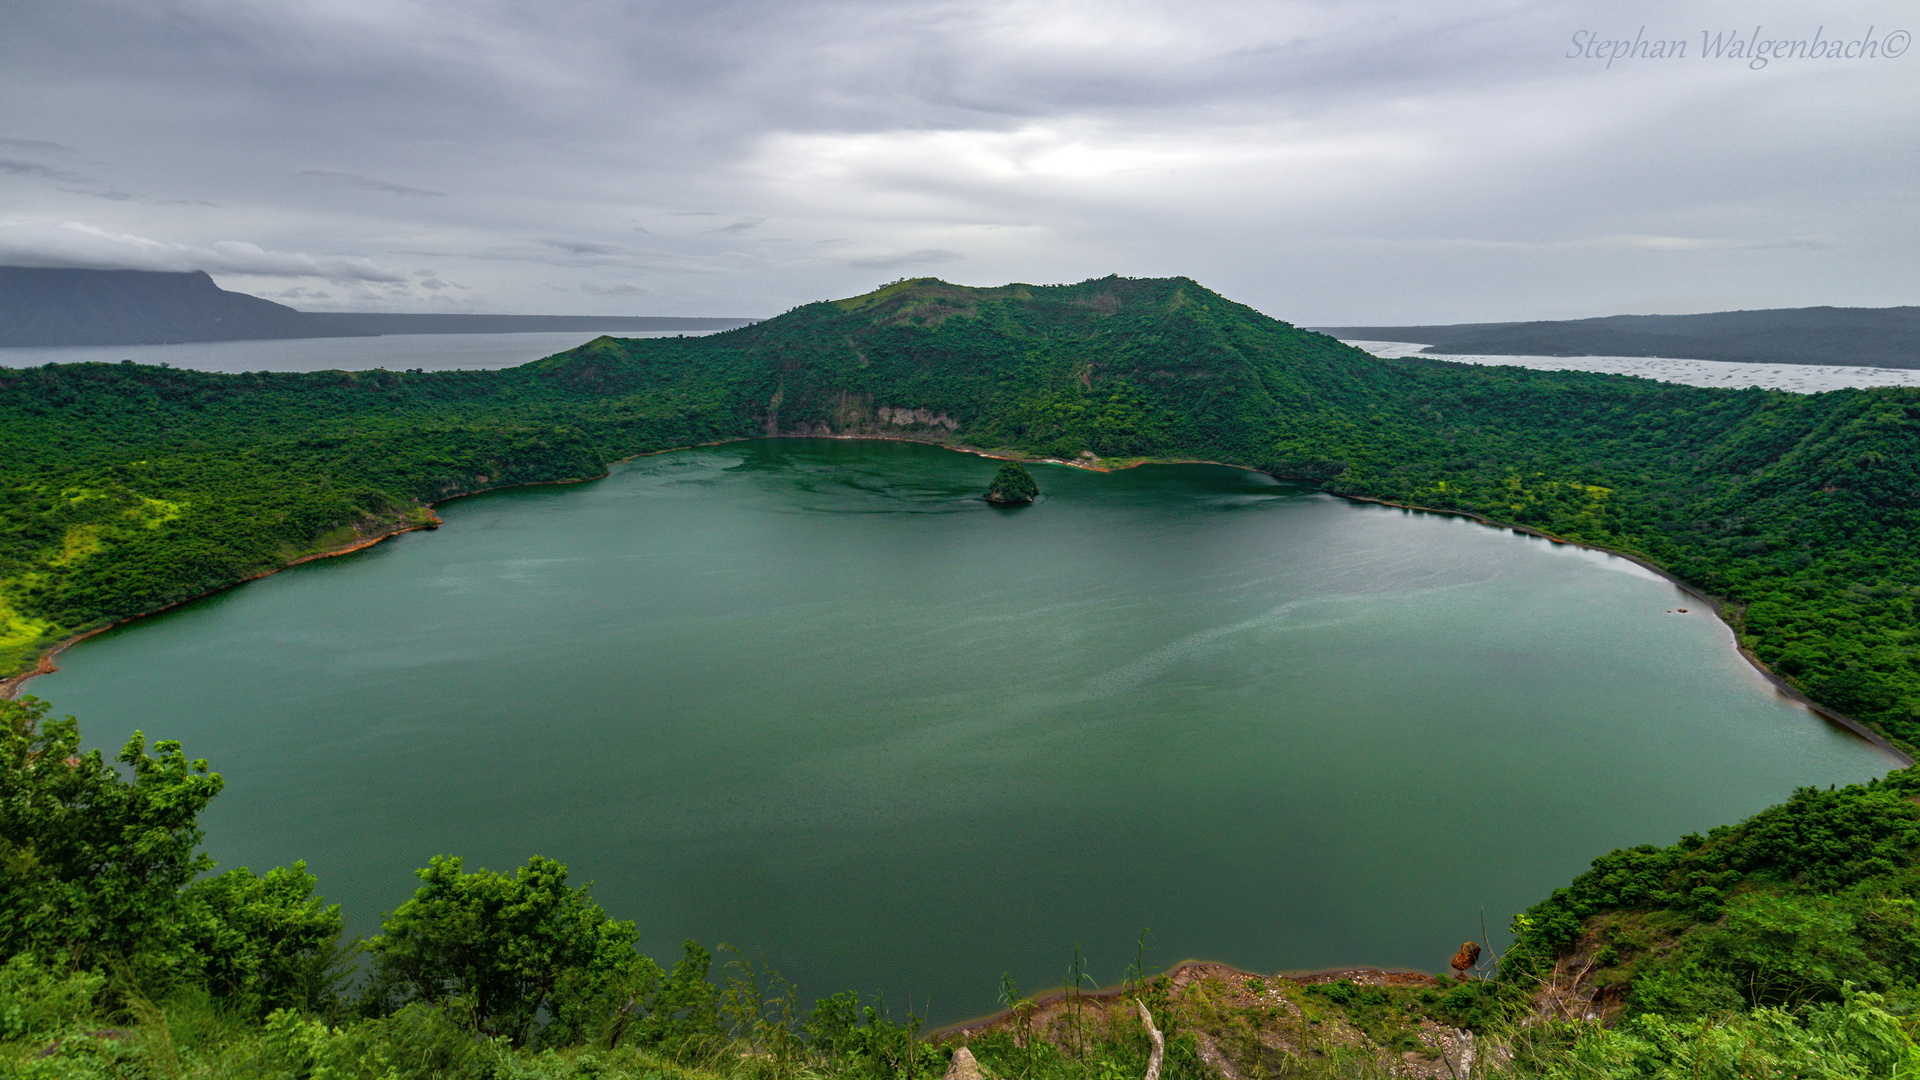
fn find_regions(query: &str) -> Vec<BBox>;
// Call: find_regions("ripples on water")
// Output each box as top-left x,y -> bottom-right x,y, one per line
31,440 -> 1898,1021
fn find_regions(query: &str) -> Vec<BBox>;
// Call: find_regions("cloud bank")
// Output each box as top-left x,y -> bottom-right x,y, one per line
0,221 -> 409,282
0,0 -> 1914,319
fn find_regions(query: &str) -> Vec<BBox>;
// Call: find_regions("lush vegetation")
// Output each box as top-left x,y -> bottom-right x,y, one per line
4,276 -> 1914,751
985,462 -> 1039,503
9,693 -> 1920,1078
1504,770 -> 1920,1016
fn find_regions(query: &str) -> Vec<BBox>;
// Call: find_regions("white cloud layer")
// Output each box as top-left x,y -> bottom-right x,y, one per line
0,0 -> 1915,319
0,221 -> 409,282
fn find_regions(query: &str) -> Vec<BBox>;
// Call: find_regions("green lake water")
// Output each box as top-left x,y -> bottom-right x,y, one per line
33,439 -> 1899,1022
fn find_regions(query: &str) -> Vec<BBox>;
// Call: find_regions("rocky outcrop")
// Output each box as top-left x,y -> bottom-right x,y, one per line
877,405 -> 959,430
1451,942 -> 1481,981
942,1046 -> 983,1080
985,462 -> 1039,504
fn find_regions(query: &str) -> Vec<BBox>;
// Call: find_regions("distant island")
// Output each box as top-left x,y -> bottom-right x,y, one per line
985,461 -> 1040,504
1313,305 -> 1920,368
0,266 -> 757,347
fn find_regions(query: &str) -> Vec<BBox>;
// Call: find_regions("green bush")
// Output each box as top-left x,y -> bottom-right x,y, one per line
364,855 -> 652,1049
0,953 -> 104,1043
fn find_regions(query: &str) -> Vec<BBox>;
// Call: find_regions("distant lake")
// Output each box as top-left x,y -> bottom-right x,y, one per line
1345,340 -> 1920,394
8,330 -> 1910,395
0,329 -> 715,373
31,439 -> 1896,1023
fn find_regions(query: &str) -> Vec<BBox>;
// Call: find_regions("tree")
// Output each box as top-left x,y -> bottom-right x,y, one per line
985,461 -> 1040,503
179,862 -> 350,1017
364,854 -> 647,1046
0,695 -> 223,975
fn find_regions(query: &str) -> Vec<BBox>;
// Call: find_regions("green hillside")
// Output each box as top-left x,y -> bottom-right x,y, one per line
5,275 -> 1916,749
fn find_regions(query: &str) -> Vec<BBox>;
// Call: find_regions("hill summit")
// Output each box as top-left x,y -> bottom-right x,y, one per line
528,275 -> 1375,473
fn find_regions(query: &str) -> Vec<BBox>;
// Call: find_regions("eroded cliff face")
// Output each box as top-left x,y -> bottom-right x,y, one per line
876,405 -> 960,431
760,390 -> 961,439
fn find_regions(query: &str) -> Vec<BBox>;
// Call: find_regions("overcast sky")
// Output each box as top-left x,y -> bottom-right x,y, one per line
2,0 -> 1915,322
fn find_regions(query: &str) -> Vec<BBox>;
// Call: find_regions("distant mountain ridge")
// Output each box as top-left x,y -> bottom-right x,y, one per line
0,266 -> 755,346
0,267 -> 351,346
1313,306 -> 1920,368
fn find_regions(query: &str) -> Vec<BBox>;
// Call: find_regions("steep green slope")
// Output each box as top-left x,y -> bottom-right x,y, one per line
1498,769 -> 1920,1029
3,276 -> 1917,752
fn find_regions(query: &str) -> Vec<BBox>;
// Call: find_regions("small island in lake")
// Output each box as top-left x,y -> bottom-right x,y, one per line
984,461 -> 1039,504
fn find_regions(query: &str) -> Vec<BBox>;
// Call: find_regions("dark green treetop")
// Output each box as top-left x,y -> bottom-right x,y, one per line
362,854 -> 721,1050
0,695 -> 344,1015
985,461 -> 1040,504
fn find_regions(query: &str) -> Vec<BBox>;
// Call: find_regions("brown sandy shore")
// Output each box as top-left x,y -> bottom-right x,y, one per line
6,432 -> 1913,771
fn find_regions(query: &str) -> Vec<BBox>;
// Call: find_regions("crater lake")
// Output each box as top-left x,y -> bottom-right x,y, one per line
30,438 -> 1898,1022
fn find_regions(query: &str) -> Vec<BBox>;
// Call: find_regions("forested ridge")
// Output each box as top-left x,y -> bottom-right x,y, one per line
5,274 -> 1917,752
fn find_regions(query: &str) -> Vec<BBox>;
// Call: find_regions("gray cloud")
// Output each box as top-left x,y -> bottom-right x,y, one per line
0,221 -> 410,281
0,158 -> 82,182
295,169 -> 446,198
0,0 -> 1913,319
539,238 -> 629,256
843,249 -> 966,270
580,280 -> 647,296
0,138 -> 78,153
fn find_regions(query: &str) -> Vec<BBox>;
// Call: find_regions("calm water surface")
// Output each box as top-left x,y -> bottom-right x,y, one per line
0,329 -> 711,373
1346,340 -> 1920,393
34,440 -> 1896,1021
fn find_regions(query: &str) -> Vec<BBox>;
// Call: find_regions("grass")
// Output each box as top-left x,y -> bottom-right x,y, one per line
9,956 -> 1918,1079
0,592 -> 56,680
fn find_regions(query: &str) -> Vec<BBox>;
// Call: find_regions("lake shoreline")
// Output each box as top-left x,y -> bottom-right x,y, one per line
0,429 -> 1258,700
1317,490 -> 1913,766
9,431 -> 1911,771
2,514 -> 446,699
19,434 -> 1895,1023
